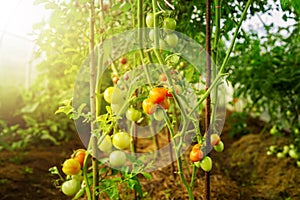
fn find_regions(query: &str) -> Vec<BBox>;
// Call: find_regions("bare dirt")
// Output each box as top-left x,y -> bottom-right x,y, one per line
0,112 -> 300,200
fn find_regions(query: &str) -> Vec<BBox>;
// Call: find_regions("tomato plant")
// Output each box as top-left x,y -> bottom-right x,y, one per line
40,0 -> 288,199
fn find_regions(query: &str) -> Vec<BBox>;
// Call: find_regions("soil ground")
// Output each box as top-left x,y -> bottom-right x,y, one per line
0,111 -> 300,200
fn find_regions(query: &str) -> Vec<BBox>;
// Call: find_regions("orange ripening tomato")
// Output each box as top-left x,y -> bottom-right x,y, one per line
142,98 -> 157,115
159,98 -> 170,110
62,158 -> 81,175
190,148 -> 204,162
149,87 -> 168,104
73,150 -> 86,167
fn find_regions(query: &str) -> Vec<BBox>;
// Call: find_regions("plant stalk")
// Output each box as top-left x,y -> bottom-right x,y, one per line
89,1 -> 99,200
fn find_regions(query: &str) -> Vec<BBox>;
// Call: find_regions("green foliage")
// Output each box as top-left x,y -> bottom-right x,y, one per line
228,112 -> 249,138
227,1 -> 300,162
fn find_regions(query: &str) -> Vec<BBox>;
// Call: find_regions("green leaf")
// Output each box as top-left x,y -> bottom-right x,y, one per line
291,0 -> 300,14
280,0 -> 290,11
0,140 -> 13,151
40,133 -> 59,145
129,176 -> 143,198
141,172 -> 152,179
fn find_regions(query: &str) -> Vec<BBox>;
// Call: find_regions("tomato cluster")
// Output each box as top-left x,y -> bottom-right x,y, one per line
60,149 -> 86,197
145,14 -> 178,49
142,87 -> 172,115
189,134 -> 224,172
97,131 -> 131,168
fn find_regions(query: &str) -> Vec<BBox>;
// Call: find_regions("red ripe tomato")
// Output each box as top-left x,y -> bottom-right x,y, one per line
73,150 -> 85,167
149,87 -> 168,104
62,159 -> 81,175
119,57 -> 127,64
159,98 -> 170,110
190,148 -> 203,162
142,98 -> 157,115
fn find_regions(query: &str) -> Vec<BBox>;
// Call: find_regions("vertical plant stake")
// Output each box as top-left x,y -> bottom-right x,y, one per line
205,0 -> 212,198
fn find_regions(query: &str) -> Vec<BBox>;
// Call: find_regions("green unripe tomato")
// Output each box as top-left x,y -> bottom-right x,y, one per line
149,29 -> 154,41
126,107 -> 142,122
112,131 -> 131,149
103,87 -> 124,104
213,140 -> 224,152
146,13 -> 154,28
159,39 -> 167,49
200,156 -> 212,172
297,161 -> 300,168
98,135 -> 112,153
277,152 -> 285,158
288,149 -> 299,160
163,17 -> 176,33
270,125 -> 277,135
283,145 -> 289,154
165,33 -> 178,48
269,145 -> 277,152
153,109 -> 164,121
109,150 -> 126,168
61,179 -> 81,196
